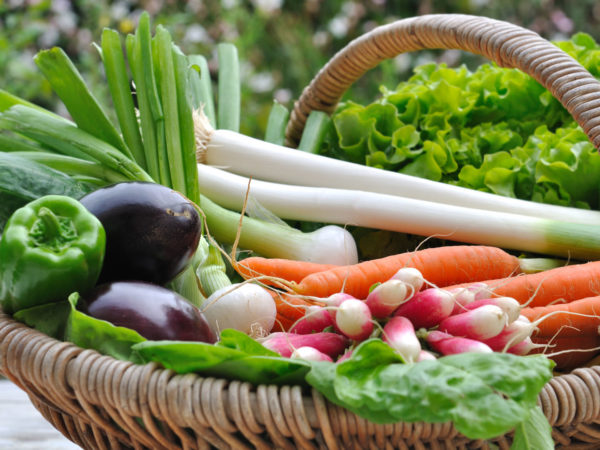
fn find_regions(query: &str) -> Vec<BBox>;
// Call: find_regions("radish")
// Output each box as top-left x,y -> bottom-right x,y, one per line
438,305 -> 507,340
506,337 -> 549,355
291,346 -> 333,362
321,292 -> 355,321
393,288 -> 455,329
365,279 -> 409,318
449,282 -> 494,314
448,286 -> 477,315
334,298 -> 374,341
336,349 -> 353,363
426,330 -> 493,355
260,331 -> 349,358
479,318 -> 536,351
462,296 -> 521,323
382,316 -> 421,363
289,305 -> 333,334
201,283 -> 276,338
417,350 -> 437,361
390,267 -> 424,293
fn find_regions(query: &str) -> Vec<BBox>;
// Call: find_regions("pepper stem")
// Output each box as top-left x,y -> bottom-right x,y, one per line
37,206 -> 62,241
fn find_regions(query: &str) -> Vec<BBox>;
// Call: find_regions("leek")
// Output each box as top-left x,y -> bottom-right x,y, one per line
194,114 -> 600,226
197,163 -> 600,261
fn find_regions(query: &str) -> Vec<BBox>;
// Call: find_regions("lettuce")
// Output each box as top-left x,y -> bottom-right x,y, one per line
323,33 -> 600,210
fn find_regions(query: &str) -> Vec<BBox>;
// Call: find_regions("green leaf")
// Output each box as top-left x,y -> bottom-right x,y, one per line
13,301 -> 71,340
34,47 -> 132,158
511,405 -> 554,450
305,340 -> 554,440
0,152 -> 90,202
133,329 -> 310,385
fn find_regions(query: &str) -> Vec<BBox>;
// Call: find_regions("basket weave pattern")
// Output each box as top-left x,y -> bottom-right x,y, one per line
3,14 -> 600,449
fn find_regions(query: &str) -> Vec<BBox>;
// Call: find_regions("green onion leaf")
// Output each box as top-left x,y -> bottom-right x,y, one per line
34,47 -> 132,159
217,43 -> 240,132
150,31 -> 172,187
298,110 -> 331,154
127,32 -> 160,181
188,54 -> 216,127
154,26 -> 185,194
265,101 -> 290,145
173,45 -> 201,204
101,28 -> 147,169
0,105 -> 152,182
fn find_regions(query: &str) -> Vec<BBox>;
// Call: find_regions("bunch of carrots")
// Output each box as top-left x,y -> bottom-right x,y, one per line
238,245 -> 600,370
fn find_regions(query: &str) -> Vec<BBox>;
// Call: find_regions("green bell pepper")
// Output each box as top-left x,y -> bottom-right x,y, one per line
0,195 -> 105,314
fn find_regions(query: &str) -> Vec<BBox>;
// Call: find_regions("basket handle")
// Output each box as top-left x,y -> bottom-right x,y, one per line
285,14 -> 600,148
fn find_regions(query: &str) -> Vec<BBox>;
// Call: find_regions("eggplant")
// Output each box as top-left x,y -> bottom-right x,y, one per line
80,182 -> 201,285
79,281 -> 216,343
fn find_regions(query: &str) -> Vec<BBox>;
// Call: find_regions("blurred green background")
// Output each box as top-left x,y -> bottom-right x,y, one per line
1,0 -> 599,137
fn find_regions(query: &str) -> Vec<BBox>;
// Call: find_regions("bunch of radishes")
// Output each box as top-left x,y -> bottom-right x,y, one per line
259,268 -> 540,363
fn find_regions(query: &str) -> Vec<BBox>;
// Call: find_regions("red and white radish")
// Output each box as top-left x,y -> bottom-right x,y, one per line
260,331 -> 349,358
438,304 -> 507,340
334,298 -> 374,341
289,305 -> 333,334
291,346 -> 333,362
393,288 -> 455,329
365,279 -> 409,318
462,296 -> 521,323
426,330 -> 493,355
390,267 -> 424,293
506,337 -> 548,356
382,316 -> 421,363
449,282 -> 494,314
479,317 -> 536,351
336,349 -> 353,363
417,350 -> 437,361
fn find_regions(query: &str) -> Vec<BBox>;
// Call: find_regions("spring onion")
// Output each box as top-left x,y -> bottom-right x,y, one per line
194,112 -> 600,225
196,163 -> 600,260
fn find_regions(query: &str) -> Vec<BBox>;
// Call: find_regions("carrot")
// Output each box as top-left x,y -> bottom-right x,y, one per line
521,295 -> 600,337
449,261 -> 600,308
237,257 -> 337,284
529,334 -> 600,371
293,245 -> 521,300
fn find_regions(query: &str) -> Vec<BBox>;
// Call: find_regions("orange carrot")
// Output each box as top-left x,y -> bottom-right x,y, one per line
451,261 -> 600,307
521,296 -> 600,337
237,257 -> 337,284
529,334 -> 600,371
293,245 -> 521,300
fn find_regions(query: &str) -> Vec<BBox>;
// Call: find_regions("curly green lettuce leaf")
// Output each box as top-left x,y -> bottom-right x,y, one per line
324,34 -> 600,210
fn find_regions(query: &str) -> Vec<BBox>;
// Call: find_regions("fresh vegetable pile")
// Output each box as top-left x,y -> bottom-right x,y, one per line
4,13 -> 600,449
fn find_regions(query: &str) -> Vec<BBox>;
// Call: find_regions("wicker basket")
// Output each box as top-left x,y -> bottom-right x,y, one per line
3,14 -> 600,449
